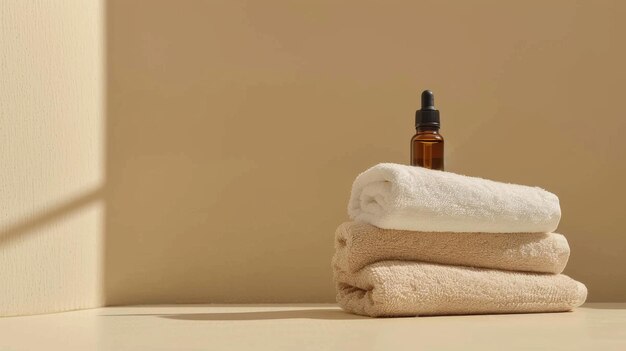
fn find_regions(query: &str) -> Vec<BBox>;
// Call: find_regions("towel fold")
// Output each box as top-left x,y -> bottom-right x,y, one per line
348,163 -> 561,233
334,222 -> 570,274
334,261 -> 587,317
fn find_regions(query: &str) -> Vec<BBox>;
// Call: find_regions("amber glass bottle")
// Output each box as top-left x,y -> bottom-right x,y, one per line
411,90 -> 444,170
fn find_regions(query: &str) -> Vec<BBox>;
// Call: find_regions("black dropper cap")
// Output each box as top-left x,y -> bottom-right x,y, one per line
415,90 -> 440,128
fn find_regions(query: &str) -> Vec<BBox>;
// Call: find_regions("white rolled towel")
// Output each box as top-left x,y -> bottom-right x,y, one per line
348,163 -> 561,233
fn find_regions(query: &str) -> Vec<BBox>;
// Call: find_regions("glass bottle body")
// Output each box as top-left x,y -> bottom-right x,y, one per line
410,127 -> 444,170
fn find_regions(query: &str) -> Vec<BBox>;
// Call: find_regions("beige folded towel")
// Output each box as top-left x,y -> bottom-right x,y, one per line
335,222 -> 570,274
335,261 -> 587,317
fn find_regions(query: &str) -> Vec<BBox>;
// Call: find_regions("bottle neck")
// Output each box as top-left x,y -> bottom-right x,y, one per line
416,126 -> 440,133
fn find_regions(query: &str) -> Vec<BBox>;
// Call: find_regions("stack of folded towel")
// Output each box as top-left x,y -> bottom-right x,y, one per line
333,163 -> 587,317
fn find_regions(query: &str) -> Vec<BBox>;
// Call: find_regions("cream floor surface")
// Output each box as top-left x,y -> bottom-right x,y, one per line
1,303 -> 624,350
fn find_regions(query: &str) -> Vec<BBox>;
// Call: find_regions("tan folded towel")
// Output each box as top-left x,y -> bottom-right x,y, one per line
335,261 -> 587,317
335,222 -> 570,274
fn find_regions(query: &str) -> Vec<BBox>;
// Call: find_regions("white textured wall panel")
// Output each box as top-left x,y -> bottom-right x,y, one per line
0,0 -> 104,316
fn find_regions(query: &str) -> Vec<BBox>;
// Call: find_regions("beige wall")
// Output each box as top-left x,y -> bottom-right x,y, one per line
1,0 -> 624,316
105,0 -> 625,304
0,1 -> 105,316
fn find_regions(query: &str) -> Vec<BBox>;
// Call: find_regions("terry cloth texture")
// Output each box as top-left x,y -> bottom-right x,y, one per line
348,163 -> 561,233
334,222 -> 570,274
334,260 -> 587,317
